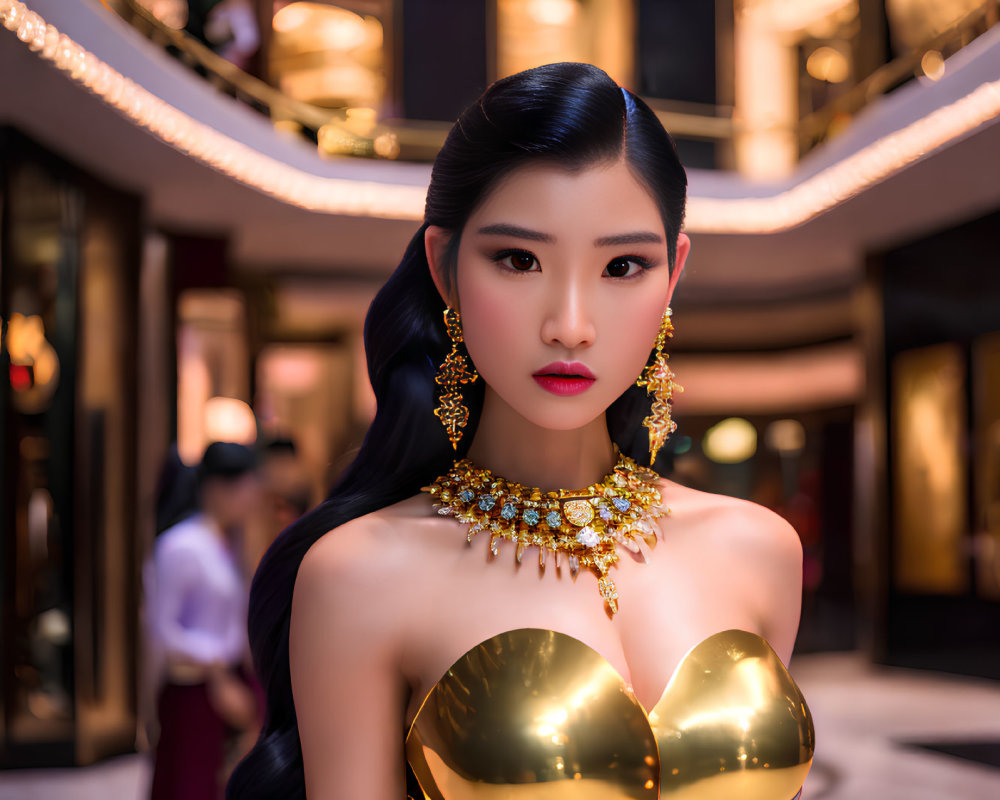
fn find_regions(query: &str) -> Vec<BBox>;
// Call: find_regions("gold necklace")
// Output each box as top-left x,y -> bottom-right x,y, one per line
423,450 -> 666,616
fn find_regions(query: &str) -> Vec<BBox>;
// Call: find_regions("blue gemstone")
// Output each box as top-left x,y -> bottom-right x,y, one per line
501,502 -> 517,520
478,494 -> 496,511
612,497 -> 631,512
546,510 -> 562,528
458,489 -> 475,503
523,509 -> 540,526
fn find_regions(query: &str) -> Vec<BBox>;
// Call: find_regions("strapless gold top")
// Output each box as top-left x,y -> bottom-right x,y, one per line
406,628 -> 814,799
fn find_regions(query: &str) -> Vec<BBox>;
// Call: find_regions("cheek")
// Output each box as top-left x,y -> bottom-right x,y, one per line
457,270 -> 531,377
599,294 -> 669,382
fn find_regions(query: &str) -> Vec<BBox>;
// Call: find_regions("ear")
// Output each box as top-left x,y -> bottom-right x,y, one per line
665,232 -> 691,307
425,225 -> 458,308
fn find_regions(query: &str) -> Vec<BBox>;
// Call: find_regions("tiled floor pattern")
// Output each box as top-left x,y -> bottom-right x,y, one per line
1,651 -> 999,799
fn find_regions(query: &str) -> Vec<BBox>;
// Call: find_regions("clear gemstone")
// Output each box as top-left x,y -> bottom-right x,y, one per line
612,497 -> 631,512
458,489 -> 475,503
546,510 -> 562,528
568,554 -> 580,577
575,527 -> 599,548
478,494 -> 496,511
501,502 -> 517,520
598,505 -> 614,522
523,509 -> 540,526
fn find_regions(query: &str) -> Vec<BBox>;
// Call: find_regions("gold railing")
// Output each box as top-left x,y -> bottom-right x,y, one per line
110,0 -> 452,160
109,0 -> 999,165
798,0 -> 1000,153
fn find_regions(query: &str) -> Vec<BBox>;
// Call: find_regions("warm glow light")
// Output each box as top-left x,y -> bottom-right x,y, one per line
4,312 -> 44,362
271,3 -> 383,109
765,419 -> 806,454
528,0 -> 578,26
204,396 -> 257,446
275,3 -> 369,49
921,49 -> 946,81
136,0 -> 187,31
4,312 -> 59,387
2,312 -> 60,411
806,45 -> 849,83
703,418 -> 758,464
259,348 -> 322,392
346,106 -> 376,124
272,3 -> 315,33
4,1 -> 999,231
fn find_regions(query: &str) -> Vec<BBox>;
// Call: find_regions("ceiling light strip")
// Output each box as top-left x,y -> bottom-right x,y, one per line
688,77 -> 1000,233
1,0 -> 426,220
4,1 -> 999,231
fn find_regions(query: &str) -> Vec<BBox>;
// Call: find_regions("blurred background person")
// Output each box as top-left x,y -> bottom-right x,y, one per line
242,436 -> 314,569
145,442 -> 262,800
184,0 -> 260,71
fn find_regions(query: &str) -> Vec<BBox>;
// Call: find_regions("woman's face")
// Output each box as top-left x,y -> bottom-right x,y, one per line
429,158 -> 689,432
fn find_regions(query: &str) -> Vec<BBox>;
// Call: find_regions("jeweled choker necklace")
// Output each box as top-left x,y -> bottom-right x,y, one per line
422,450 -> 666,616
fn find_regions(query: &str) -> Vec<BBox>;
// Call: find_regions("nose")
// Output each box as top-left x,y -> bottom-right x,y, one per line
540,281 -> 596,350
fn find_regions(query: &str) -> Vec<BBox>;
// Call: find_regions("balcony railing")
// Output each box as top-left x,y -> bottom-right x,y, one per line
110,0 -> 999,168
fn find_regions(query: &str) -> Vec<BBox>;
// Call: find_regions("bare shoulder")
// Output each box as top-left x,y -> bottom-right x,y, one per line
295,495 -> 430,608
658,478 -> 802,569
657,479 -> 803,656
290,497 -> 435,799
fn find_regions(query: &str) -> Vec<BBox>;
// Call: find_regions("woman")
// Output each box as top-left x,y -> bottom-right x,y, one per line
228,63 -> 814,800
149,442 -> 262,800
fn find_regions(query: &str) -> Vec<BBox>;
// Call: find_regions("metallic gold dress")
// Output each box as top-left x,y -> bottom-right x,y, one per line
406,628 -> 814,799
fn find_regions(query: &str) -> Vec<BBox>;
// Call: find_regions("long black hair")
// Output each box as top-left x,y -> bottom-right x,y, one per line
226,62 -> 687,799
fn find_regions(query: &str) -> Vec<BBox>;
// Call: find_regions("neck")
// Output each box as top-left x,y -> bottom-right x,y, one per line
464,388 -> 617,491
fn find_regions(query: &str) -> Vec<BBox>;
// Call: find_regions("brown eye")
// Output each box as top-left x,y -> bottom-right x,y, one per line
604,257 -> 643,278
496,250 -> 539,272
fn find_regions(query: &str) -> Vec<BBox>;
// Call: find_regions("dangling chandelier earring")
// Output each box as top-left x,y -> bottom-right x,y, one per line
635,307 -> 683,465
434,307 -> 479,449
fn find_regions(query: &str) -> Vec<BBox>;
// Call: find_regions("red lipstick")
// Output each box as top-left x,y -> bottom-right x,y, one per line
532,361 -> 596,396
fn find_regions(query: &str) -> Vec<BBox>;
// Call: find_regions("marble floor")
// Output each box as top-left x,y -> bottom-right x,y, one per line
1,650 -> 999,800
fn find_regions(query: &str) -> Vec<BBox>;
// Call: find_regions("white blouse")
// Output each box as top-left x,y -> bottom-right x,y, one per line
147,514 -> 249,669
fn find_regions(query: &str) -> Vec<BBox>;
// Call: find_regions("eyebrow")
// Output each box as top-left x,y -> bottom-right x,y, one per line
476,223 -> 663,247
476,223 -> 553,242
593,231 -> 663,247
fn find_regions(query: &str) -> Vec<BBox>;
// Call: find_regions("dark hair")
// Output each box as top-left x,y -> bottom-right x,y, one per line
199,441 -> 257,483
154,444 -> 199,535
226,62 -> 686,799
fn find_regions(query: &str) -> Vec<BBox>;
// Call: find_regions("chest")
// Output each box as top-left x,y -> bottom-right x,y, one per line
401,531 -> 762,728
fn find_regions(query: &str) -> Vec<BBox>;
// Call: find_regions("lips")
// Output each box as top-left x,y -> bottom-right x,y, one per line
532,362 -> 596,396
534,362 -> 596,379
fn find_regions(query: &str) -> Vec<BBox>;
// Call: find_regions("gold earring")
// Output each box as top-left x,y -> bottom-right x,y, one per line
635,307 -> 683,465
434,307 -> 479,449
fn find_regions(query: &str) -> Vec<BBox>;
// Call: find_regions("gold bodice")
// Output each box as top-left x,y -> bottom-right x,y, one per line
406,628 -> 814,799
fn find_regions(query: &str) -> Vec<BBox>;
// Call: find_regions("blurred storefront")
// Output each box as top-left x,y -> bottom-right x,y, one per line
0,130 -> 142,766
862,209 -> 1000,678
1,0 -> 999,770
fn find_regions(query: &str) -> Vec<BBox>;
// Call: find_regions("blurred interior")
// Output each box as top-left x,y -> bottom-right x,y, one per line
1,0 -> 999,784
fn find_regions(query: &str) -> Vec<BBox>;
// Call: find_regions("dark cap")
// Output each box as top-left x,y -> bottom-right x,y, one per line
198,441 -> 256,483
